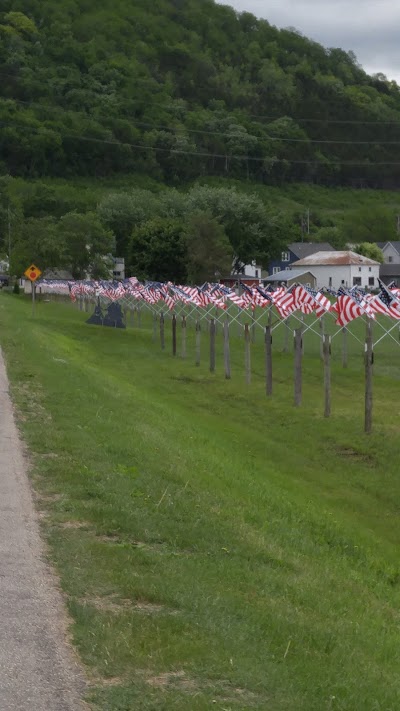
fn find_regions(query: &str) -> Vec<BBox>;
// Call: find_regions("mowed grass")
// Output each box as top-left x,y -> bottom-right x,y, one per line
2,294 -> 400,711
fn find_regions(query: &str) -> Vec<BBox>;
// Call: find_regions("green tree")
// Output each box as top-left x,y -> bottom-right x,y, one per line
59,211 -> 115,279
11,216 -> 66,276
312,225 -> 346,249
185,213 -> 233,284
97,191 -> 160,262
341,206 -> 397,245
185,186 -> 279,268
354,242 -> 384,263
129,217 -> 187,282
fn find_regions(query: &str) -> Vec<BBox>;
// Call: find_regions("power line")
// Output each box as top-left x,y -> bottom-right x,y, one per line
1,69 -> 400,126
2,118 -> 400,166
3,97 -> 400,145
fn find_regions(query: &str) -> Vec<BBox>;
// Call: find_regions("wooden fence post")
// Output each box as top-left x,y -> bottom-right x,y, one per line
323,334 -> 331,418
224,317 -> 231,379
160,312 -> 165,350
209,318 -> 216,372
283,315 -> 290,353
265,325 -> 272,396
237,307 -> 243,338
294,328 -> 303,407
365,319 -> 373,434
319,315 -> 324,359
251,311 -> 256,344
181,316 -> 187,358
244,324 -> 251,384
172,314 -> 177,356
342,327 -> 348,368
195,319 -> 201,367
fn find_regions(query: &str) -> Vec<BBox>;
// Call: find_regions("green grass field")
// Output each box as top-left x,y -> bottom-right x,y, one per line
1,294 -> 400,711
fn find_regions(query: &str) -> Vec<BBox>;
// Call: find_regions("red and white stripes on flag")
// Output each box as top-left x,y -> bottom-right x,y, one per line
335,295 -> 365,326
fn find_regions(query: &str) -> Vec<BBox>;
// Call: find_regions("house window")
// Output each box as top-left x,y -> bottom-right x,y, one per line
388,256 -> 393,263
353,277 -> 362,286
255,269 -> 259,278
329,277 -> 332,287
281,251 -> 290,262
273,267 -> 281,275
368,267 -> 372,272
341,280 -> 345,285
368,277 -> 375,286
358,267 -> 362,272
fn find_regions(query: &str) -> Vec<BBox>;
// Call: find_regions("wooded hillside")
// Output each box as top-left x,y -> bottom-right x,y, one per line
1,1 -> 400,188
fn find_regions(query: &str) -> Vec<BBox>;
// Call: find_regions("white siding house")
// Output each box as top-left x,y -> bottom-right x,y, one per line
291,251 -> 380,291
233,260 -> 263,280
376,241 -> 400,285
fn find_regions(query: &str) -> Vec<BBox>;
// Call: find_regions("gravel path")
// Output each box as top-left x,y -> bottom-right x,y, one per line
0,350 -> 87,710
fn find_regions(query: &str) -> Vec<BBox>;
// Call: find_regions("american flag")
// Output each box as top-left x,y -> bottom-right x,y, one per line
335,293 -> 369,326
292,285 -> 316,314
305,287 -> 332,317
255,286 -> 273,307
273,286 -> 297,318
371,278 -> 400,319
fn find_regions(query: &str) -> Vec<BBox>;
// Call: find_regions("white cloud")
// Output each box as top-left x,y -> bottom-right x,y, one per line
221,0 -> 400,81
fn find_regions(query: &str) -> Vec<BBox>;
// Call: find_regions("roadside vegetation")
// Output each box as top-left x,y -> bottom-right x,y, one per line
2,294 -> 400,710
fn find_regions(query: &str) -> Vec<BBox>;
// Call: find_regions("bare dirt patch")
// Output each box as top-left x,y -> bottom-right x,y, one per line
335,446 -> 374,464
59,521 -> 91,530
83,595 -> 177,616
147,670 -> 198,692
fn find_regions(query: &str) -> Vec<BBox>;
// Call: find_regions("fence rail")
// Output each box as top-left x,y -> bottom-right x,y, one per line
35,280 -> 400,434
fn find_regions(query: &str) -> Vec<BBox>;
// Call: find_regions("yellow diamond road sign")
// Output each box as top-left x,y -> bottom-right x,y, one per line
24,264 -> 42,282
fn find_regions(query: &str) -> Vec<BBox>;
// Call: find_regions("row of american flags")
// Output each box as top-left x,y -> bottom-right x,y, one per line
37,277 -> 400,327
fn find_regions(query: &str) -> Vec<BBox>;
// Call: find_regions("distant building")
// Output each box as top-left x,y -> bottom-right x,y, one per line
290,251 -> 380,291
268,242 -> 334,277
221,260 -> 265,288
112,257 -> 125,280
376,241 -> 400,286
264,269 -> 317,289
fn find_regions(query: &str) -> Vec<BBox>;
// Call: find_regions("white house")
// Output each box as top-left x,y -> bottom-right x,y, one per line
112,257 -> 125,280
376,241 -> 400,286
290,251 -> 380,291
233,260 -> 264,280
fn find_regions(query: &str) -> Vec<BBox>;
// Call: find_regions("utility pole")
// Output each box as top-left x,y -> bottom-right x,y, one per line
8,205 -> 11,263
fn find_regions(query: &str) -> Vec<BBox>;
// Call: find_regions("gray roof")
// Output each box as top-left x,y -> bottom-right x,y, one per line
376,241 -> 400,253
289,242 -> 334,259
265,269 -> 316,282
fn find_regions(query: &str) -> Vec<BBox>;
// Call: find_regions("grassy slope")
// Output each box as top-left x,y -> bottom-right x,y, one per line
1,294 -> 400,710
10,175 -> 400,226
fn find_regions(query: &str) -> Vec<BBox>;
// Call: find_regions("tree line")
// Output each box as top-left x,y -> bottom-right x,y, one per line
2,177 -> 398,281
1,2 -> 400,188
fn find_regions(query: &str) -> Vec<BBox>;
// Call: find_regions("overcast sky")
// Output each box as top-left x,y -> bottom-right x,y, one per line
224,0 -> 400,82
